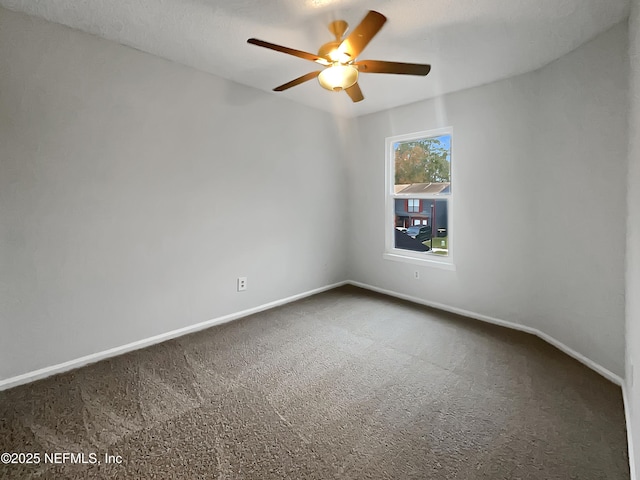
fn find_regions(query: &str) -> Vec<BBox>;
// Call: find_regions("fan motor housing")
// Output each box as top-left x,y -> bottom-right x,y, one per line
318,41 -> 348,63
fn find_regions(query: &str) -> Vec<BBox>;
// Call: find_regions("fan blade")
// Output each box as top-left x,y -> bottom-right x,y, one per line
338,11 -> 386,61
345,82 -> 364,103
274,71 -> 322,91
356,60 -> 431,76
247,39 -> 329,65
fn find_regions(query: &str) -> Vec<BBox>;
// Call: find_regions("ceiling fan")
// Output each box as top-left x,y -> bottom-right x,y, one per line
247,10 -> 431,103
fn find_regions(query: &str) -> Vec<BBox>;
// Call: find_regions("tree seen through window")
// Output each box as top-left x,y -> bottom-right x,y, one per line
395,135 -> 451,186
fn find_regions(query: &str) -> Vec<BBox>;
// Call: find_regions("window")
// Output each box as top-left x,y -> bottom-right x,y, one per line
407,199 -> 420,212
385,127 -> 453,268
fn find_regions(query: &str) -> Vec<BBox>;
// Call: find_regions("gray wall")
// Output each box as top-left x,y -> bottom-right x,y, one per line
626,0 -> 640,477
531,24 -> 628,376
0,8 -> 349,380
348,23 -> 628,377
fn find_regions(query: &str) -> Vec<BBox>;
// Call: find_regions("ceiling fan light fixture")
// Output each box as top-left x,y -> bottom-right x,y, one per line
318,65 -> 359,92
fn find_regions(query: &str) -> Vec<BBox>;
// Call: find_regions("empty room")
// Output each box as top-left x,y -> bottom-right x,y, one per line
1,0 -> 640,478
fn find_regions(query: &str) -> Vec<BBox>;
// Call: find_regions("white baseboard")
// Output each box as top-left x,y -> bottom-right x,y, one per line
623,384 -> 638,480
347,280 -> 623,386
1,278 -> 625,388
0,281 -> 348,392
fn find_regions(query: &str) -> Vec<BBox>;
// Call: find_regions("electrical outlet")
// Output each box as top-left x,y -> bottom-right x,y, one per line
414,271 -> 420,280
237,277 -> 247,292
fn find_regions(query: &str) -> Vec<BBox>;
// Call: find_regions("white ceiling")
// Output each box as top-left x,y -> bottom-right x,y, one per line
0,0 -> 630,117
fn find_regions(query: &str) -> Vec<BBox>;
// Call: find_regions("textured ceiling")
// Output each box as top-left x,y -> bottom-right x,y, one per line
0,0 -> 630,117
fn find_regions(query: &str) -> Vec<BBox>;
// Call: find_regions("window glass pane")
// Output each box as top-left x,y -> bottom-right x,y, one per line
394,198 -> 449,256
394,134 -> 451,195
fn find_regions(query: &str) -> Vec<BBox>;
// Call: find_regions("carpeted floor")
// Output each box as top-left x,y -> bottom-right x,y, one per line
0,285 -> 630,479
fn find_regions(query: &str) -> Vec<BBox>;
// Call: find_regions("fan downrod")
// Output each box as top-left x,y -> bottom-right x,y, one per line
328,20 -> 348,41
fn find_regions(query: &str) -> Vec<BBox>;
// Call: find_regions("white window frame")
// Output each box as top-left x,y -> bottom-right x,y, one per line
384,127 -> 455,270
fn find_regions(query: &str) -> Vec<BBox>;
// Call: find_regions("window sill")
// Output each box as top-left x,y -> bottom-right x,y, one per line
383,252 -> 456,271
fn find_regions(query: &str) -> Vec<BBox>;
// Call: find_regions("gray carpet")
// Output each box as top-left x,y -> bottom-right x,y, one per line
0,285 -> 630,479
